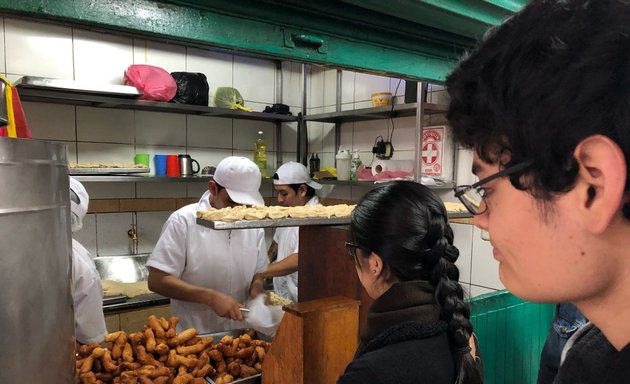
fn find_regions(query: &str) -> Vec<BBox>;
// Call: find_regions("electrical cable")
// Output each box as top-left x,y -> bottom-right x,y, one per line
389,79 -> 403,142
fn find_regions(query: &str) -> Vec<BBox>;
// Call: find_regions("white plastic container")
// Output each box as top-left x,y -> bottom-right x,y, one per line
335,146 -> 352,181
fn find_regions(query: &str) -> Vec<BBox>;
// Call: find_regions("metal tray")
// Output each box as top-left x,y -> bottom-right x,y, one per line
69,167 -> 150,175
15,76 -> 141,97
201,328 -> 270,384
196,216 -> 351,230
196,210 -> 470,230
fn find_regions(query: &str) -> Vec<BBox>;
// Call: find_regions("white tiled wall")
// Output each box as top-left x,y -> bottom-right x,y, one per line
7,17 -> 498,297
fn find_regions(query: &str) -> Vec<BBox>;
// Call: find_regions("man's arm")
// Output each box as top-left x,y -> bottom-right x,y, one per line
249,253 -> 298,298
257,253 -> 298,278
148,267 -> 243,321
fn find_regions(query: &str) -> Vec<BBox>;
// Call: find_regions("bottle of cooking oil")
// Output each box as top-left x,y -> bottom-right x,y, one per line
254,130 -> 267,177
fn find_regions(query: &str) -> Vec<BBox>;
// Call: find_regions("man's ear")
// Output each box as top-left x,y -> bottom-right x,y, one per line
298,184 -> 308,198
573,134 -> 627,234
208,180 -> 218,195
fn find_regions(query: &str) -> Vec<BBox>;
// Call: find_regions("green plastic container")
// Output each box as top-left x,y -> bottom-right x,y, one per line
468,290 -> 555,384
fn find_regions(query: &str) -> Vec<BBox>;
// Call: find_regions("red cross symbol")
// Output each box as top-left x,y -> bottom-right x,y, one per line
422,142 -> 439,164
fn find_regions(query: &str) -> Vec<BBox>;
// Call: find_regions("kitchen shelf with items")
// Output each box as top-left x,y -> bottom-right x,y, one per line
15,76 -> 297,123
303,101 -> 447,123
302,78 -> 454,191
71,175 -> 215,183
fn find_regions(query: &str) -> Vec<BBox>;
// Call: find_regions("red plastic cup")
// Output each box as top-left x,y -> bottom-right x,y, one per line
166,154 -> 180,177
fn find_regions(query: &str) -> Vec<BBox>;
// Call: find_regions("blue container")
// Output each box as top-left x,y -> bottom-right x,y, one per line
154,154 -> 167,176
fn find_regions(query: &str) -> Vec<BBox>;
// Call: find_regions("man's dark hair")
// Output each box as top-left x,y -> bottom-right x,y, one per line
446,0 -> 630,201
272,173 -> 316,197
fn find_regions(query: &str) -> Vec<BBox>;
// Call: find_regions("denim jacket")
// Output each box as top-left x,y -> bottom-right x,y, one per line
537,303 -> 587,384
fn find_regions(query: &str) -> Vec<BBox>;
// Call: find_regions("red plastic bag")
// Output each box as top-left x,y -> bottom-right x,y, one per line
124,64 -> 177,102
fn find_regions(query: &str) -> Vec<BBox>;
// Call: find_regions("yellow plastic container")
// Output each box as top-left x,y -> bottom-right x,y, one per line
371,92 -> 392,107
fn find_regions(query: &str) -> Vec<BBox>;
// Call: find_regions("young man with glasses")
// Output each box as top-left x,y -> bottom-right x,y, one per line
446,1 -> 630,382
147,156 -> 268,334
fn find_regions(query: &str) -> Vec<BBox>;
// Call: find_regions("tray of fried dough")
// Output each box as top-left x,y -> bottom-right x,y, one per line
75,316 -> 271,384
195,204 -> 355,230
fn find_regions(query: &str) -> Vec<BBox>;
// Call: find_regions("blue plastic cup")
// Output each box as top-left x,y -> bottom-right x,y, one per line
154,154 -> 167,176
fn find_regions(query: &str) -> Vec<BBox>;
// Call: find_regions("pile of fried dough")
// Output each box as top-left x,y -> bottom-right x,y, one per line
197,204 -> 356,222
76,315 -> 271,384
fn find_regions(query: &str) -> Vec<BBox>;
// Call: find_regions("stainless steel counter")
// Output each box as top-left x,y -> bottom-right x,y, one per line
96,255 -> 170,312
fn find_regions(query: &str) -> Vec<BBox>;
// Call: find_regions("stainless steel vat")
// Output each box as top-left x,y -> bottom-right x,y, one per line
0,138 -> 74,382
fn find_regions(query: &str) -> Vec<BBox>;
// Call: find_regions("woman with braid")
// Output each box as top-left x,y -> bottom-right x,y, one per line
337,181 -> 483,384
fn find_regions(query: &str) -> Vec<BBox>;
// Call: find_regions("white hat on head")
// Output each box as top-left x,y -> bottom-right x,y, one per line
213,156 -> 265,206
69,176 -> 89,232
273,161 -> 322,190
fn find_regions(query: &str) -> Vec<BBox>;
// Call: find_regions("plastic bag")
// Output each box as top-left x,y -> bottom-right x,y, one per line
245,294 -> 284,337
214,87 -> 252,111
263,103 -> 292,115
170,72 -> 209,105
0,75 -> 31,138
124,64 -> 177,102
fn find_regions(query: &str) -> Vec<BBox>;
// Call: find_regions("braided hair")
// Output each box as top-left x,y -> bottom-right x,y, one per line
350,181 -> 482,384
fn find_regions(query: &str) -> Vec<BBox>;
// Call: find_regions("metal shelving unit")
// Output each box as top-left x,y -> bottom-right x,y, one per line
315,178 -> 454,190
304,102 -> 447,123
17,86 -> 297,123
73,175 -> 214,183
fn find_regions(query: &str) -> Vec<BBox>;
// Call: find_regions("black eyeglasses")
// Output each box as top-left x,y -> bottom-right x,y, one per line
454,160 -> 533,215
345,241 -> 370,259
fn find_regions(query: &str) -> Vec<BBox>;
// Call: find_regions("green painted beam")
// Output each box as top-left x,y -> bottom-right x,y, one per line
341,0 -> 525,38
0,0 -> 521,81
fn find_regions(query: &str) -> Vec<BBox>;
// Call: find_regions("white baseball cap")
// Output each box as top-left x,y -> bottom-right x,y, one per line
213,156 -> 265,206
69,176 -> 89,232
273,161 -> 322,190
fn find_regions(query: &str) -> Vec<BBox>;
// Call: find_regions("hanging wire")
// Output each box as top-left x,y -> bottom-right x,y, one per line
388,79 -> 403,142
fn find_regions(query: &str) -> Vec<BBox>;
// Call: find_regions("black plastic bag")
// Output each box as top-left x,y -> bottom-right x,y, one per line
263,103 -> 292,115
170,72 -> 209,105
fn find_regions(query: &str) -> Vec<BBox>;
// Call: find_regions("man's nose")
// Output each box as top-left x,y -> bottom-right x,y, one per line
473,211 -> 489,231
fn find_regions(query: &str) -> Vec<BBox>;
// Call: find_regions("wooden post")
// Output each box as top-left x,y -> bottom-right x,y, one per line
262,296 -> 360,384
298,225 -> 373,331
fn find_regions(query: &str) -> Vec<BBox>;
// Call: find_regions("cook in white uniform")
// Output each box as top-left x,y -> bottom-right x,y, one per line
147,156 -> 268,334
70,177 -> 108,345
249,162 -> 321,302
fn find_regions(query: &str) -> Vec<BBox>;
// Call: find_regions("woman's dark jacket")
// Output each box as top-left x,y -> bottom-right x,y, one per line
337,280 -> 456,384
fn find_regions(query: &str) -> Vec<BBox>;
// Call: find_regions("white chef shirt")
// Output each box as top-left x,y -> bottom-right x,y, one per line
72,239 -> 107,344
147,193 -> 268,334
272,195 -> 319,302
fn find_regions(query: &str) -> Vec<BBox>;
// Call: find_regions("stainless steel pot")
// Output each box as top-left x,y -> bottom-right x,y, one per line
0,137 -> 74,382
